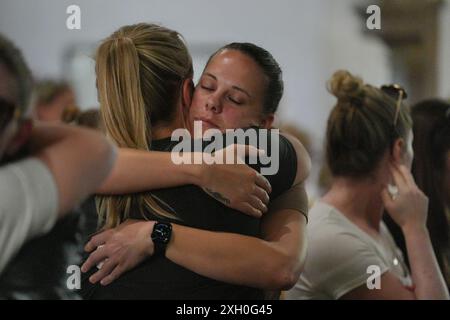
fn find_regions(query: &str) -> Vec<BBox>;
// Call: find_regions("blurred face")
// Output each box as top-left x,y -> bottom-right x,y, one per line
36,88 -> 76,122
188,49 -> 272,134
0,63 -> 19,160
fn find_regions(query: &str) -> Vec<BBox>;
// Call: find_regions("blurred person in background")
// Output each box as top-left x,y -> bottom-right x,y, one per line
33,79 -> 76,122
385,98 -> 450,289
62,106 -> 102,130
0,33 -> 117,299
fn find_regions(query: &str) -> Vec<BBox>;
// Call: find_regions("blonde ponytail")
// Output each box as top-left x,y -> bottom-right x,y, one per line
95,23 -> 192,228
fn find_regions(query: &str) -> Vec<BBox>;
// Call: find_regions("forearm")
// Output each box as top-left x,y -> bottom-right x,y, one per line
166,217 -> 304,290
403,224 -> 449,299
97,149 -> 202,194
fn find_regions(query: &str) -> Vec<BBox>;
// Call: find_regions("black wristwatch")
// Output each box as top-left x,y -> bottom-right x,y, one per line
151,222 -> 172,257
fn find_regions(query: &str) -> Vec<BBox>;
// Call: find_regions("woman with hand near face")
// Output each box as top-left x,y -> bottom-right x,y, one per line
286,70 -> 449,300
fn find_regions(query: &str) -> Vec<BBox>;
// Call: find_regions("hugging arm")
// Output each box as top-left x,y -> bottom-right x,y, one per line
0,123 -> 116,274
97,146 -> 271,217
83,185 -> 308,290
83,135 -> 310,290
30,123 -> 116,217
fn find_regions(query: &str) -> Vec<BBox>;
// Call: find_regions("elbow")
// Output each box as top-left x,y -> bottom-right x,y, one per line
275,263 -> 304,291
269,271 -> 299,291
266,256 -> 304,291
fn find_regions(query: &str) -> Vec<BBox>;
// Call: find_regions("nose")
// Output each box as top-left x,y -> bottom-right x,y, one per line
205,94 -> 222,114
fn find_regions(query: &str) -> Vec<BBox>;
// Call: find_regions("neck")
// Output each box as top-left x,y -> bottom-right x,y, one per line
322,176 -> 385,232
151,110 -> 185,140
152,124 -> 178,140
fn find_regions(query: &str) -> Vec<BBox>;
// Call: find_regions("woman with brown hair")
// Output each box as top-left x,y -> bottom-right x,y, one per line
385,99 -> 450,289
286,70 -> 448,300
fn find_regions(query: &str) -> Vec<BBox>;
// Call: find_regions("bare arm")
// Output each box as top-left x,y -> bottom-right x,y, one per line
402,224 -> 448,299
30,123 -> 116,218
83,206 -> 307,290
97,149 -> 202,194
82,139 -> 310,289
342,165 -> 449,300
97,146 -> 272,217
167,208 -> 306,290
97,132 -> 310,217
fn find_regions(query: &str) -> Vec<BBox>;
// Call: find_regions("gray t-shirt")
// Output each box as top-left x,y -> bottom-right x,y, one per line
285,201 -> 412,300
0,158 -> 58,274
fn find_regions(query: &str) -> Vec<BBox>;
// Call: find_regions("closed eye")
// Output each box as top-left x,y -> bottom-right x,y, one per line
228,96 -> 243,105
201,85 -> 214,91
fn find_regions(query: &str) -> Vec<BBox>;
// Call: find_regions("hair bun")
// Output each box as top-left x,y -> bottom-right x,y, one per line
327,70 -> 365,102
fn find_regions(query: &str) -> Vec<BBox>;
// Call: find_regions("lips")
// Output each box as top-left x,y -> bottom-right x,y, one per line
194,117 -> 220,129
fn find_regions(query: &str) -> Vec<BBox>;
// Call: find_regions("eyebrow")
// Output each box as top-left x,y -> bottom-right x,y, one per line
204,72 -> 252,99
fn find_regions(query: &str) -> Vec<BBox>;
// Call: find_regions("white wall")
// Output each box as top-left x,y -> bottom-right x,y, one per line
0,0 -> 390,139
439,1 -> 450,98
3,0 -> 446,196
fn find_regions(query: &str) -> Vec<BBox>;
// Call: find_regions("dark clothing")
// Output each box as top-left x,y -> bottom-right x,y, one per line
0,142 -> 99,300
78,196 -> 100,246
81,130 -> 297,300
0,211 -> 83,299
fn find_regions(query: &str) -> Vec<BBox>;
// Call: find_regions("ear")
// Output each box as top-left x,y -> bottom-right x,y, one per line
181,78 -> 194,110
179,78 -> 194,131
390,138 -> 405,165
260,114 -> 275,129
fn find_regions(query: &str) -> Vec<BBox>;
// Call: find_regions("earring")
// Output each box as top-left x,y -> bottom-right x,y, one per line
388,184 -> 399,200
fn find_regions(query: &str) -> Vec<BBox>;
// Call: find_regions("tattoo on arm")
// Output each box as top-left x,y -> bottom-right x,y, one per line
204,188 -> 231,205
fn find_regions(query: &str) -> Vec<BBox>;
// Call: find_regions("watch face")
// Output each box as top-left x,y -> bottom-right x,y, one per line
152,223 -> 172,244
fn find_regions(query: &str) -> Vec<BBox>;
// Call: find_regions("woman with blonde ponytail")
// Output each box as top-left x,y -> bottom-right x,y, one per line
81,23 -> 309,299
94,24 -> 271,228
95,24 -> 194,228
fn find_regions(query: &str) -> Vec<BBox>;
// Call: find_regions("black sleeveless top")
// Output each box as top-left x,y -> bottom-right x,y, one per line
80,130 -> 297,300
